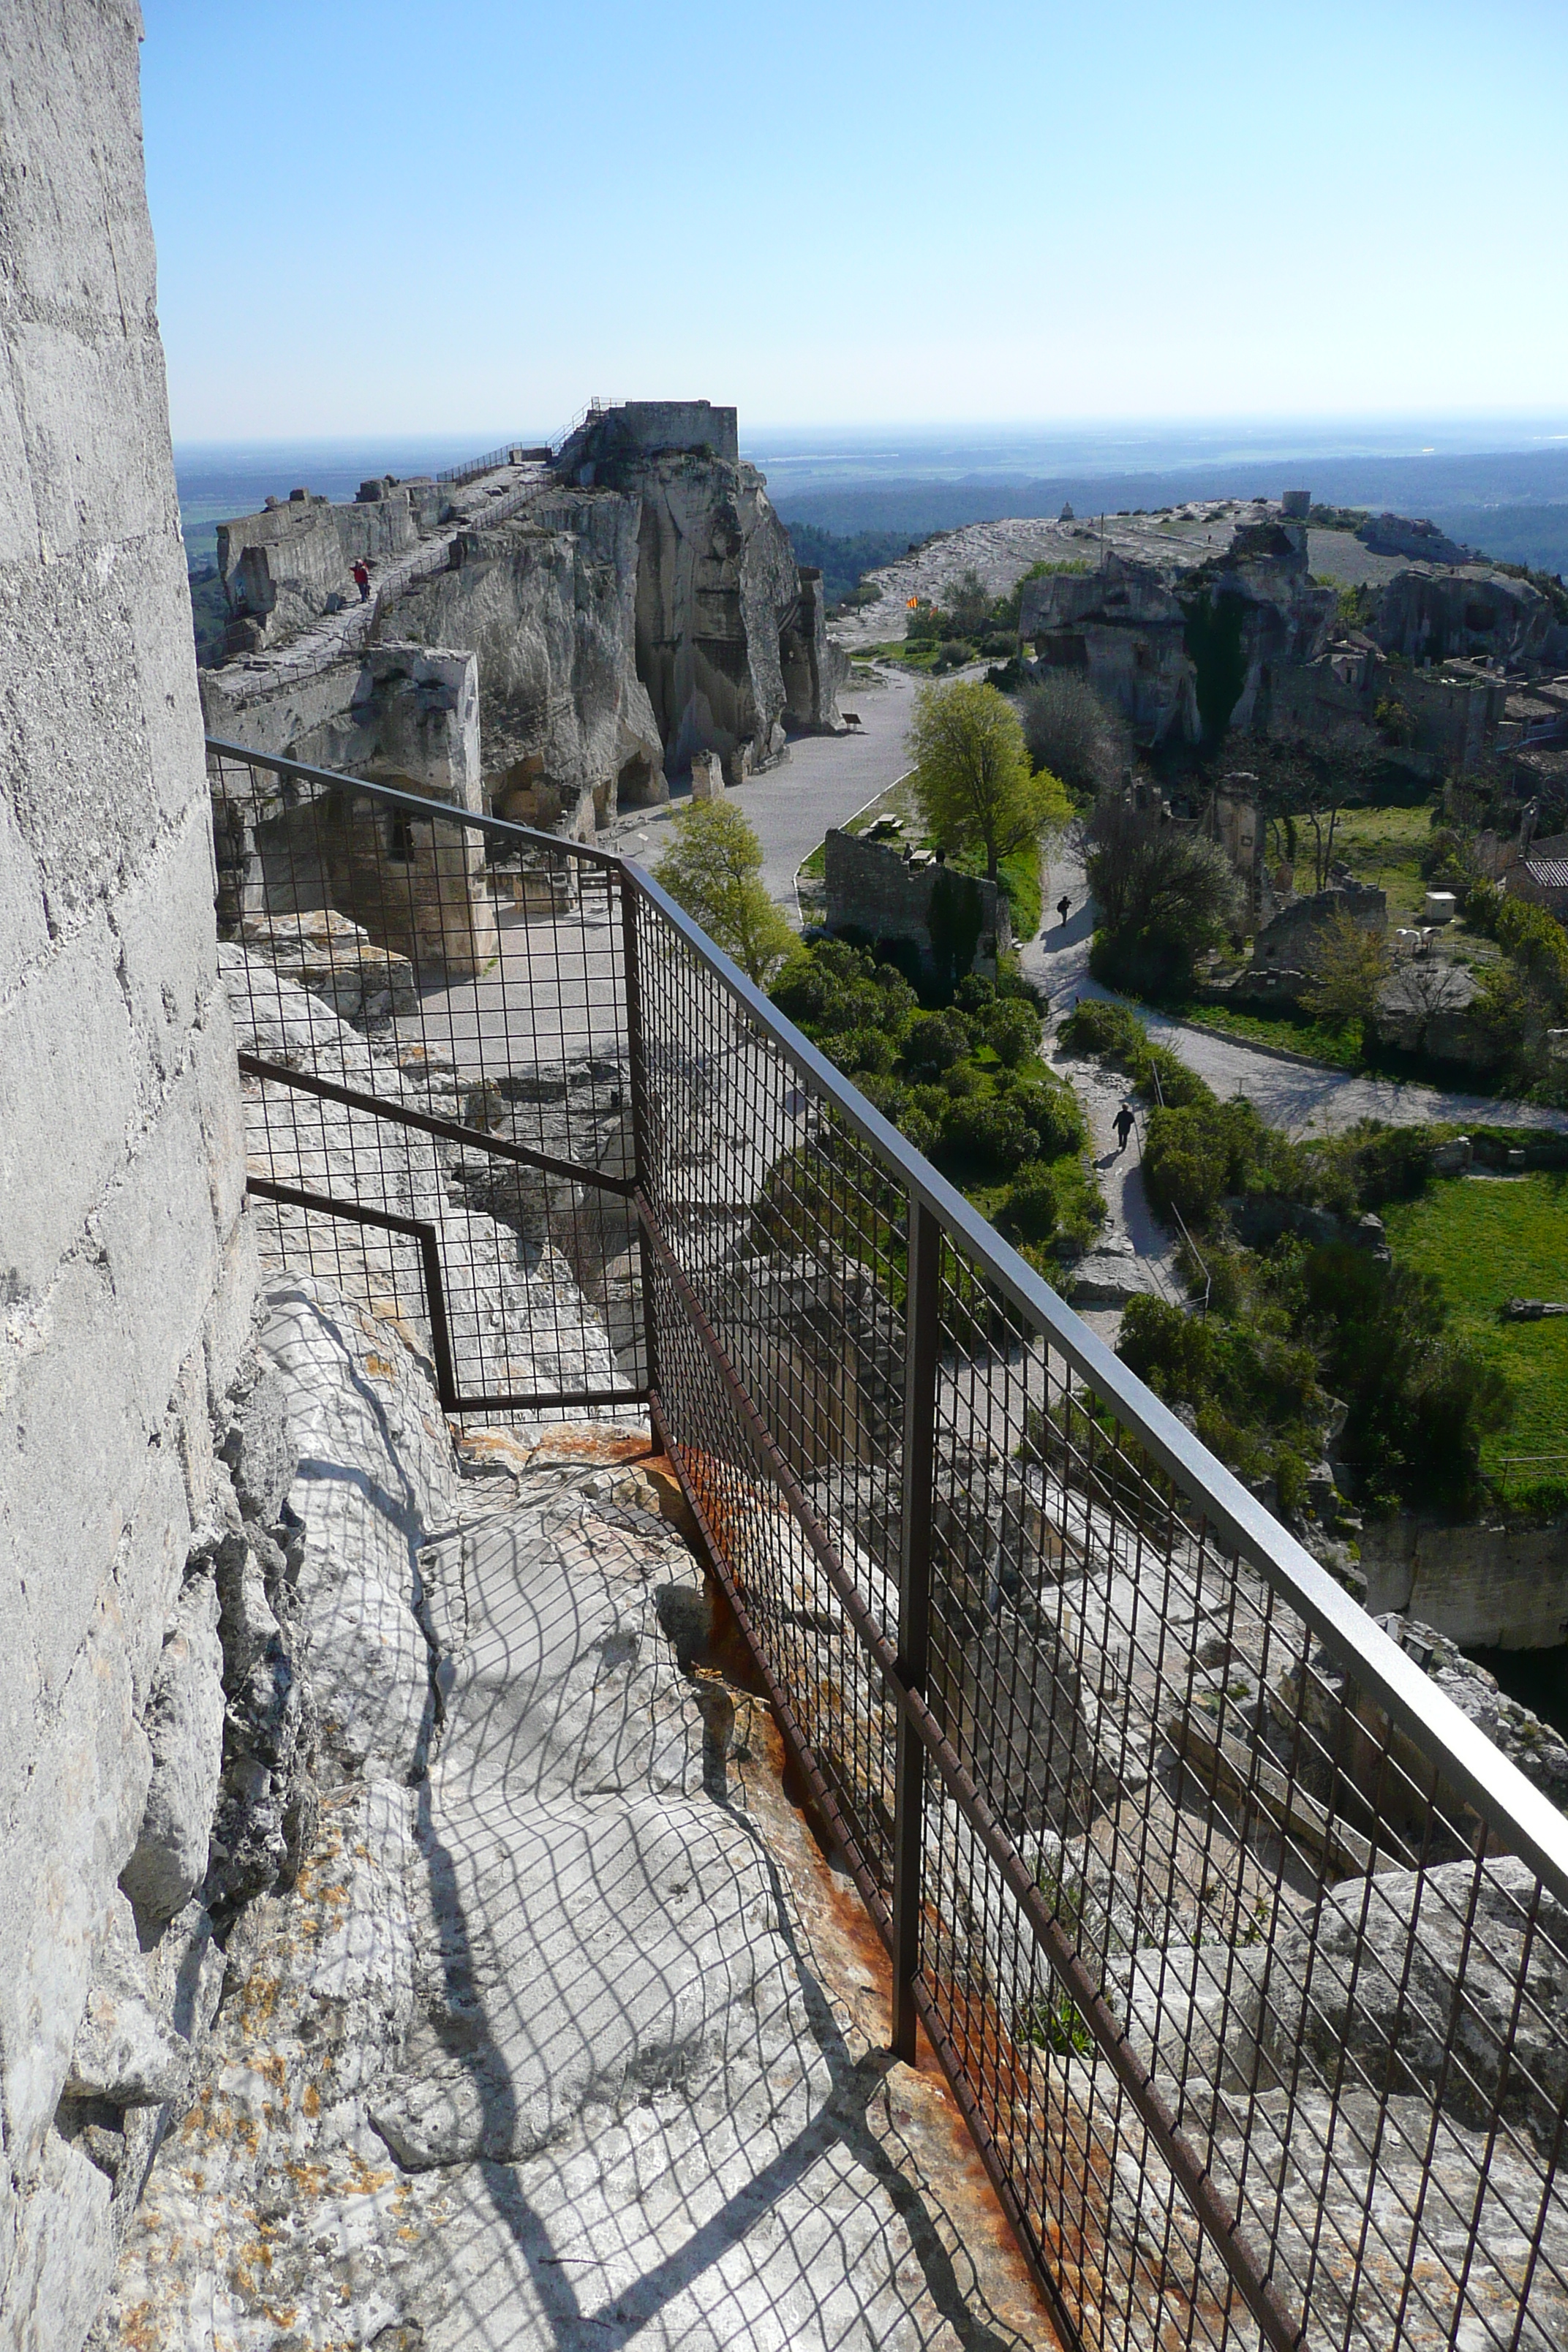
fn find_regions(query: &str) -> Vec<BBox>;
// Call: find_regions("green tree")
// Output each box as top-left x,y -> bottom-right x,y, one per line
907,680 -> 1069,884
1303,911 -> 1390,1034
654,800 -> 796,987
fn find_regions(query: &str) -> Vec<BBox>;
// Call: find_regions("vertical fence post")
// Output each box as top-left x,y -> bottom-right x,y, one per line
619,867 -> 660,1398
891,1196 -> 941,2064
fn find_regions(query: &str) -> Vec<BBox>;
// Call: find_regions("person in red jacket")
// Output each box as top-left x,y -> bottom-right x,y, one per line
351,559 -> 371,602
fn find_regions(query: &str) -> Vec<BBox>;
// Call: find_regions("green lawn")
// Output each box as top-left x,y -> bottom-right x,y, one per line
1325,802 -> 1435,923
1383,1173 -> 1568,1491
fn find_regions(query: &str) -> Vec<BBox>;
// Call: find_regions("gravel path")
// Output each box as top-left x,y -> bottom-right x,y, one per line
608,668 -> 922,917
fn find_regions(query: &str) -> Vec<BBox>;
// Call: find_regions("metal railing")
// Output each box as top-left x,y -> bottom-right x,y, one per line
434,442 -> 527,486
208,735 -> 1568,2352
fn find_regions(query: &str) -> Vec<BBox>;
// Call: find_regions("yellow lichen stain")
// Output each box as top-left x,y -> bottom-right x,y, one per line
257,2052 -> 288,2089
301,2081 -> 321,2118
364,1353 -> 394,1381
116,2299 -> 161,2352
345,2152 -> 393,2194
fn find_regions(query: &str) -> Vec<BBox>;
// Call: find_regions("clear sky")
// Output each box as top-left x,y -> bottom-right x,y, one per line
140,0 -> 1568,444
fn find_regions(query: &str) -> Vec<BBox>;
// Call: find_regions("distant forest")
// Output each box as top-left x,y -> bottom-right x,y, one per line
783,521 -> 930,608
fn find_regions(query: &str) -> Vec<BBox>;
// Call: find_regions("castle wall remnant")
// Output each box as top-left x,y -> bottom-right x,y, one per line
823,829 -> 1009,978
0,8 -> 255,2337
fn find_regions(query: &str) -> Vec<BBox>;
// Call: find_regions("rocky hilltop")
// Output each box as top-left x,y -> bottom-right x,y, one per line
199,403 -> 848,842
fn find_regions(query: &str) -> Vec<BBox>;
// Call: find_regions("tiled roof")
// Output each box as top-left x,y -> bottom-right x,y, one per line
1523,833 -> 1568,891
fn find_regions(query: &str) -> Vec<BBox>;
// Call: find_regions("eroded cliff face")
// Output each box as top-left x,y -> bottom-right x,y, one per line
630,451 -> 841,781
391,489 -> 668,833
200,405 -> 845,843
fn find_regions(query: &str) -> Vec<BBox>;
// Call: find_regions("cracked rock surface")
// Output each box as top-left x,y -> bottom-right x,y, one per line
94,1276 -> 1044,2350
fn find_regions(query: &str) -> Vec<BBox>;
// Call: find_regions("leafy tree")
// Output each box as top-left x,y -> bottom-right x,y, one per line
1303,911 -> 1390,1034
1013,672 -> 1131,799
907,680 -> 1069,884
654,800 -> 795,986
1085,794 -> 1238,992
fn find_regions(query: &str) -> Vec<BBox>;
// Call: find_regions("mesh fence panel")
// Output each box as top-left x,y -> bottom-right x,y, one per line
208,742 -> 645,1414
627,870 -> 1568,2352
206,739 -> 1568,2351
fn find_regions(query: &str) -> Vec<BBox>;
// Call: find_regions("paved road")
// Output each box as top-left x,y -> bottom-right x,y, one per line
1028,838 -> 1568,1140
608,666 -> 921,914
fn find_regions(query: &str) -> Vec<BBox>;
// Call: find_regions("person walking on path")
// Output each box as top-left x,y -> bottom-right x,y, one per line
352,559 -> 371,603
1114,1100 -> 1136,1154
1056,894 -> 1071,930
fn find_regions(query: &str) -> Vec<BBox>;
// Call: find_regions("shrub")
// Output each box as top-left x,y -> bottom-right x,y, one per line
1003,1161 -> 1060,1243
937,1094 -> 1037,1177
981,998 -> 1044,1067
1014,1082 -> 1088,1158
1059,998 -> 1147,1062
1142,1099 -> 1265,1226
901,1009 -> 972,1077
1298,1248 -> 1513,1515
935,638 -> 971,671
770,939 -> 916,1041
834,1026 -> 895,1076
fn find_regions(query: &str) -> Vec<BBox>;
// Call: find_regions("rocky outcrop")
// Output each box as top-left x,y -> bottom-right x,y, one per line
94,1280 -> 1047,2351
390,487 -> 668,835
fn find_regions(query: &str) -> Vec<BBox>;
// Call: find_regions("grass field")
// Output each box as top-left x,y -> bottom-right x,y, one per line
1325,802 -> 1433,921
1383,1172 -> 1568,1493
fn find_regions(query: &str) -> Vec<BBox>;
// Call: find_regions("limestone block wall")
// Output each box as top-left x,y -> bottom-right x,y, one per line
0,4 -> 254,2334
823,829 -> 1008,973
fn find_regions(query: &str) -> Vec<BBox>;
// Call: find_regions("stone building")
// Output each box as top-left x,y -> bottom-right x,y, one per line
0,10 -> 255,2335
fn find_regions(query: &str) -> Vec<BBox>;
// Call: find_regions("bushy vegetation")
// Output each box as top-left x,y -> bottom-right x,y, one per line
1060,1000 -> 1518,1514
771,941 -> 1103,1260
1013,672 -> 1131,803
1083,794 -> 1238,995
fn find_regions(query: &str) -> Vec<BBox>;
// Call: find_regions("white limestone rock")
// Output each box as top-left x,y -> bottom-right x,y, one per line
64,1898 -> 194,2109
118,1572 -> 226,1931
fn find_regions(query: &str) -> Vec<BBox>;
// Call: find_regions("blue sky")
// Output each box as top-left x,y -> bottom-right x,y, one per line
140,0 -> 1568,442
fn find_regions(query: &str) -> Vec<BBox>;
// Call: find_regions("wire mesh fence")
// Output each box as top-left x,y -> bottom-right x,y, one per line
209,736 -> 1568,2352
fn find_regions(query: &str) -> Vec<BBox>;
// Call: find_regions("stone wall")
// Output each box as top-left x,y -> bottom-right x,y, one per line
823,830 -> 1009,976
1361,1518 -> 1568,1650
0,6 -> 255,2339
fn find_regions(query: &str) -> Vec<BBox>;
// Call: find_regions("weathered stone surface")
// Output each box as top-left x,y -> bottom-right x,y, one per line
118,1574 -> 226,1931
0,11 -> 253,2334
64,1899 -> 195,2110
1262,1855 -> 1568,2144
98,1287 -> 1044,2350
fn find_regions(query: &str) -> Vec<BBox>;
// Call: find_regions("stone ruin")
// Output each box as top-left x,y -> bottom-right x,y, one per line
201,400 -> 848,867
822,827 -> 1011,982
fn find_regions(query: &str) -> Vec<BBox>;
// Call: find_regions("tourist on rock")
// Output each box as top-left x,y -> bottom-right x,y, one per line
352,559 -> 371,601
1114,1101 -> 1135,1153
1057,894 -> 1071,928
